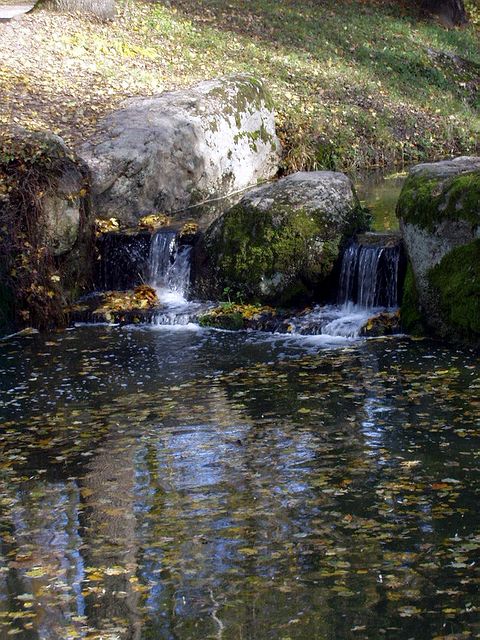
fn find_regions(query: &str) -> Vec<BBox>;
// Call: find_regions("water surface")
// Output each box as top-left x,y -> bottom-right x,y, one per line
355,172 -> 406,232
0,326 -> 479,639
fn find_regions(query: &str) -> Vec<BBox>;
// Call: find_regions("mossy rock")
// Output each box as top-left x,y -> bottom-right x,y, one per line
198,303 -> 277,330
428,240 -> 480,341
400,262 -> 425,335
397,157 -> 480,232
398,156 -> 480,342
197,171 -> 370,305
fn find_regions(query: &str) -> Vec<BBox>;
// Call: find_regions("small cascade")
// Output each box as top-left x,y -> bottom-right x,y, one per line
338,238 -> 401,308
285,235 -> 403,340
285,304 -> 378,339
148,230 -> 193,307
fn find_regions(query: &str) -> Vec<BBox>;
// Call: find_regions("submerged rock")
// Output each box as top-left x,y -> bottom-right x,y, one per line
70,286 -> 160,325
397,156 -> 480,340
196,171 -> 370,305
198,303 -> 280,331
360,310 -> 401,337
80,75 -> 280,225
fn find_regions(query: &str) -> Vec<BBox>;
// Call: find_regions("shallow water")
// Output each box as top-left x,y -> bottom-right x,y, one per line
0,326 -> 479,640
355,172 -> 406,232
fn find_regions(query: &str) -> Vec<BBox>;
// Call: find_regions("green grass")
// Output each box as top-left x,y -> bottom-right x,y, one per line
1,0 -> 479,172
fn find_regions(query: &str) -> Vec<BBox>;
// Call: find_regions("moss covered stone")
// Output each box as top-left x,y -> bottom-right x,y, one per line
400,263 -> 425,335
208,204 -> 337,304
428,240 -> 480,340
397,158 -> 480,232
398,157 -> 480,342
197,171 -> 369,305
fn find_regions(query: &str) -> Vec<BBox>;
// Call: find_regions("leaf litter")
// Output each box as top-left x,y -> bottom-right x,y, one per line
0,328 -> 478,638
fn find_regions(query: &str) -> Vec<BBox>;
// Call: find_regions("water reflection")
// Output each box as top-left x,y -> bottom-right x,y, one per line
0,328 -> 479,639
355,171 -> 406,232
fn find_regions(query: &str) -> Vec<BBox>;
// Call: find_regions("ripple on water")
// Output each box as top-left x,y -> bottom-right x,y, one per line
0,327 -> 479,639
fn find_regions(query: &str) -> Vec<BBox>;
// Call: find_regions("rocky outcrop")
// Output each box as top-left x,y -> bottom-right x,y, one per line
0,127 -> 94,331
196,171 -> 370,305
1,129 -> 88,257
80,75 -> 280,225
397,156 -> 480,340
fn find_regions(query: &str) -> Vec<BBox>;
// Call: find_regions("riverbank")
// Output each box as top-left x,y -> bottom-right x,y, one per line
1,0 -> 479,172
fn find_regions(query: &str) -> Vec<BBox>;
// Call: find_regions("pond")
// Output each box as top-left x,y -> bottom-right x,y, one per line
0,325 -> 479,639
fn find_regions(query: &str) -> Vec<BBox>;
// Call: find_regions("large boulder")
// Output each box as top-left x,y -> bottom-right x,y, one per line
397,156 -> 480,340
0,127 -> 94,331
1,129 -> 88,256
195,171 -> 370,305
79,75 -> 281,225
40,0 -> 116,21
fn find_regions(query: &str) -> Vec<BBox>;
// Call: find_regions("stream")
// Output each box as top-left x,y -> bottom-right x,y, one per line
1,173 -> 479,640
0,326 -> 479,639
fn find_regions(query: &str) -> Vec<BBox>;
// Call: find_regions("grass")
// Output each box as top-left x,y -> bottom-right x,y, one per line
0,0 -> 479,172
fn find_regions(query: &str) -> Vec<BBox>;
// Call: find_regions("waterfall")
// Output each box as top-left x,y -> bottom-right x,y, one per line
148,230 -> 192,305
285,236 -> 403,340
337,239 -> 401,309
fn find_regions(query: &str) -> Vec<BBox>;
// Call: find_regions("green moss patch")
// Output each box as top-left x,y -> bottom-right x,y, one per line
199,303 -> 276,330
206,203 -> 343,304
400,262 -> 425,335
397,169 -> 480,232
428,239 -> 480,340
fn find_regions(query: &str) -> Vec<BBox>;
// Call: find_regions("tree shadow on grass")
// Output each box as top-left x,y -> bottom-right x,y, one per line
161,0 -> 479,112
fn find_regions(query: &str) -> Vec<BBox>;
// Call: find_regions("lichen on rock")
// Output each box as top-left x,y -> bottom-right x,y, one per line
79,75 -> 281,226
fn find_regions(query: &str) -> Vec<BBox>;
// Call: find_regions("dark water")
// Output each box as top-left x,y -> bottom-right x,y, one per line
0,326 -> 479,640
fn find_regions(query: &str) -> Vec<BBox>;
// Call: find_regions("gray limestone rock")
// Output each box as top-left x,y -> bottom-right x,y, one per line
80,75 -> 281,225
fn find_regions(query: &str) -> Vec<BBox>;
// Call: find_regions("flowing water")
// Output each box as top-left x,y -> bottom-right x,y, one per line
147,232 -> 402,338
338,240 -> 401,309
0,327 -> 479,640
2,176 -> 476,639
148,231 -> 192,306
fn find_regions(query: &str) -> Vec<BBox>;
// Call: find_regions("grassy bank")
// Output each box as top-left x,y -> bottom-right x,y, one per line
1,0 -> 479,172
